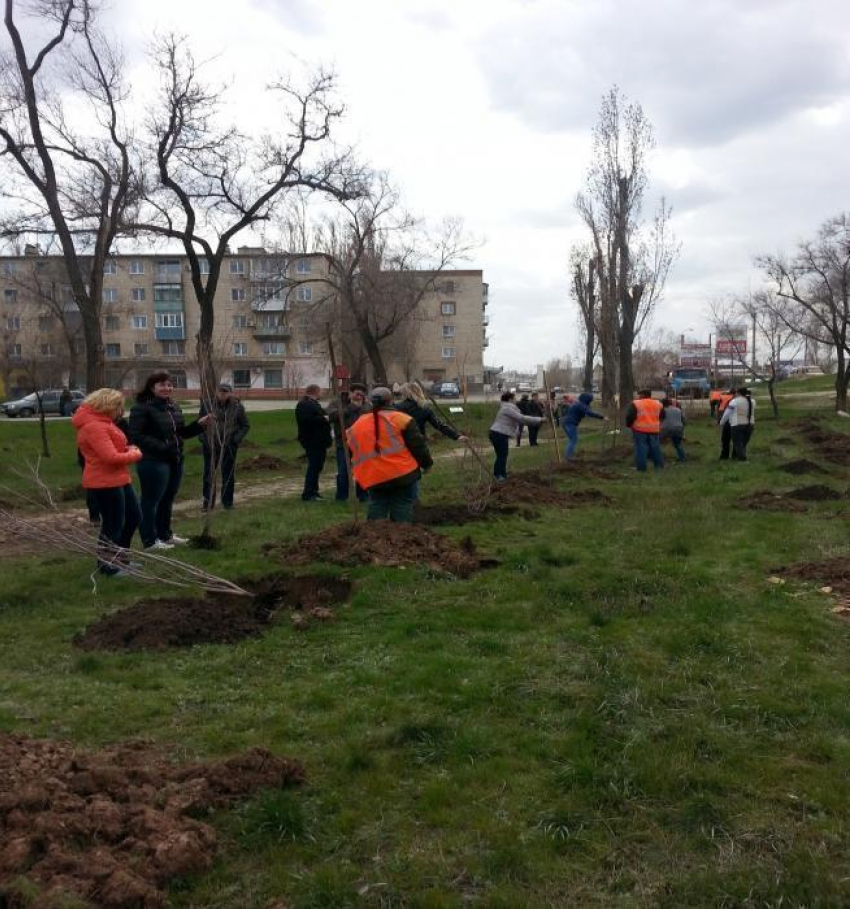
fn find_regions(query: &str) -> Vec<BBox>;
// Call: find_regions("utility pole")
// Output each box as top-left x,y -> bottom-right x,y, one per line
751,313 -> 757,375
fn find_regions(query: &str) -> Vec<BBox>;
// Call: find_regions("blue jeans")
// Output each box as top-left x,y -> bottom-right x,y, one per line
335,446 -> 367,501
632,431 -> 664,472
90,484 -> 141,573
302,445 -> 327,500
137,459 -> 183,547
489,430 -> 511,479
564,423 -> 579,458
367,483 -> 417,522
667,433 -> 686,462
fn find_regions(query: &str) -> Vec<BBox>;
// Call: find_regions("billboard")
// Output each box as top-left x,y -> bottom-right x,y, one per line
716,338 -> 747,355
679,341 -> 712,368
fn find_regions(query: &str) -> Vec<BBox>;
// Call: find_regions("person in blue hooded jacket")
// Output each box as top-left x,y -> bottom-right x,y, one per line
562,392 -> 607,458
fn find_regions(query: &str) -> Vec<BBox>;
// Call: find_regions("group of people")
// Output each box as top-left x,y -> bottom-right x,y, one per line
73,371 -> 251,577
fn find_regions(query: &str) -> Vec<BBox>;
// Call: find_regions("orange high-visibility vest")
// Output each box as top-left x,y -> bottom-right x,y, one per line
632,397 -> 663,433
709,389 -> 722,403
719,393 -> 734,412
347,409 -> 419,490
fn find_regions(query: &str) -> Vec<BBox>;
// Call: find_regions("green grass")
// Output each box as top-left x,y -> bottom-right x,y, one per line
2,402 -> 850,906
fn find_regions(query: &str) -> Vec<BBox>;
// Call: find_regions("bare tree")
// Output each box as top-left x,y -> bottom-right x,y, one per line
286,174 -> 475,385
0,0 -> 136,390
569,245 -> 597,391
757,213 -> 850,411
133,35 -> 362,400
575,87 -> 678,410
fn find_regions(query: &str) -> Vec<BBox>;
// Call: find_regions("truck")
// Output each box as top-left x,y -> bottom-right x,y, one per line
669,367 -> 711,399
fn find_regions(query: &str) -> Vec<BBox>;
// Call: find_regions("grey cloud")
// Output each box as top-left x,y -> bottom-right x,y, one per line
478,0 -> 850,146
249,0 -> 325,35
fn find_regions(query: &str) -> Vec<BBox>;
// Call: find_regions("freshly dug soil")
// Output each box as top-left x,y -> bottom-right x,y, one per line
0,734 -> 303,909
784,485 -> 844,502
490,471 -> 613,508
241,453 -> 286,472
798,419 -> 850,466
779,459 -> 828,475
413,502 -> 537,526
275,521 -> 489,577
780,556 -> 850,597
740,491 -> 808,513
74,574 -> 352,651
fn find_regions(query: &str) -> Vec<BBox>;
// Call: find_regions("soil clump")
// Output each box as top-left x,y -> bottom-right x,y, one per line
0,734 -> 303,909
740,491 -> 807,513
784,485 -> 844,502
414,502 -> 537,526
489,470 -> 613,508
275,521 -> 489,577
797,418 -> 850,466
74,574 -> 352,651
241,453 -> 286,472
779,459 -> 827,475
779,555 -> 850,597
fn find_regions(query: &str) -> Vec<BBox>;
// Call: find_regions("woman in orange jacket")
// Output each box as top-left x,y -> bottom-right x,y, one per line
72,389 -> 143,576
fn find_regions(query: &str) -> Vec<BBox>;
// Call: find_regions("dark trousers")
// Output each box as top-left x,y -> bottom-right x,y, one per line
137,459 -> 183,547
528,424 -> 540,446
367,483 -> 416,522
90,484 -> 141,574
710,400 -> 719,418
85,489 -> 101,522
489,430 -> 511,479
302,445 -> 327,500
632,431 -> 664,472
719,422 -> 732,459
334,446 -> 367,501
516,425 -> 524,446
202,444 -> 237,509
732,424 -> 753,461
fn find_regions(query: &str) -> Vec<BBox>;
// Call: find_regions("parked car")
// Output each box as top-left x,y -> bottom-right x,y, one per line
1,389 -> 84,418
432,381 -> 461,399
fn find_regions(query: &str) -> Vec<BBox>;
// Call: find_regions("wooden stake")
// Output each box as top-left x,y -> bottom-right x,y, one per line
541,370 -> 562,464
325,323 -> 359,524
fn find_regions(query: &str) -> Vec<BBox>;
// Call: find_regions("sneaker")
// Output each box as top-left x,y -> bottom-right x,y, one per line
166,534 -> 189,545
146,539 -> 175,551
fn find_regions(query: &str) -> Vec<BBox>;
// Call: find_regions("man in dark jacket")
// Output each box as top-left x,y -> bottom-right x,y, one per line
526,392 -> 545,446
295,384 -> 332,501
326,382 -> 370,502
200,383 -> 250,510
562,393 -> 606,458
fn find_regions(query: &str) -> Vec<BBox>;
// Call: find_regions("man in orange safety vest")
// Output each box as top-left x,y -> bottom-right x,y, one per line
625,390 -> 665,472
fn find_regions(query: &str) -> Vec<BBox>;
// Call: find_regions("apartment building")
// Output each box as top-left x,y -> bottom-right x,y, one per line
0,248 -> 489,395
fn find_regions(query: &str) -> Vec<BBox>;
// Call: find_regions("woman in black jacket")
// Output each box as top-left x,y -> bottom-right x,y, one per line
129,371 -> 211,550
396,382 -> 467,443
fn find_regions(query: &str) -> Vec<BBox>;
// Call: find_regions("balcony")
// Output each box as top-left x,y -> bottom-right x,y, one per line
251,297 -> 290,313
252,324 -> 291,340
155,326 -> 186,341
153,284 -> 184,311
483,336 -> 490,349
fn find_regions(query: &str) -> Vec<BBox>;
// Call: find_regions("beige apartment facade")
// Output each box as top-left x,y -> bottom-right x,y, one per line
0,248 -> 488,396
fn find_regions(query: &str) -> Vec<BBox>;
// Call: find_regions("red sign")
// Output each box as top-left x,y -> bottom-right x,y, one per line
716,339 -> 747,355
333,365 -> 350,379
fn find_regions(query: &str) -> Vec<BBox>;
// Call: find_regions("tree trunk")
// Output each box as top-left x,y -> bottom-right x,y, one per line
767,377 -> 779,418
35,393 -> 50,458
80,301 -> 104,391
617,321 -> 635,413
583,329 -> 595,392
836,353 -> 848,412
356,319 -> 388,386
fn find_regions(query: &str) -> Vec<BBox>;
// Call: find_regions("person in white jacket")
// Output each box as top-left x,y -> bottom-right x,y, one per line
719,388 -> 756,461
488,392 -> 544,480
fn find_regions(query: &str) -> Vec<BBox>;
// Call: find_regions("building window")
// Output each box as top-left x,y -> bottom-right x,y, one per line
444,280 -> 455,293
105,343 -> 121,359
231,288 -> 246,302
295,259 -> 311,274
38,316 -> 53,332
262,342 -> 285,356
442,325 -> 455,338
9,343 -> 21,358
198,258 -> 210,275
264,368 -> 283,389
2,262 -> 18,276
153,284 -> 182,304
161,340 -> 185,356
104,315 -> 120,331
299,341 -> 313,355
155,312 -> 183,329
441,347 -> 456,359
441,301 -> 456,316
131,288 -> 146,302
254,284 -> 284,303
229,259 -> 244,275
129,260 -> 145,275
40,343 -> 55,357
6,316 -> 20,331
170,370 -> 188,389
233,314 -> 248,328
233,368 -> 251,387
233,342 -> 248,357
103,288 -> 118,304
156,260 -> 181,280
296,286 -> 312,302
4,289 -> 17,304
132,315 -> 148,329
103,260 -> 117,275
257,313 -> 280,328
134,342 -> 149,356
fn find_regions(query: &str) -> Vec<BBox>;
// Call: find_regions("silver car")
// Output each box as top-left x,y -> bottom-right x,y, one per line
1,389 -> 85,417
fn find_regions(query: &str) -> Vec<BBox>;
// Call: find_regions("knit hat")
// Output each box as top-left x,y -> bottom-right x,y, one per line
370,386 -> 392,404
218,382 -> 233,392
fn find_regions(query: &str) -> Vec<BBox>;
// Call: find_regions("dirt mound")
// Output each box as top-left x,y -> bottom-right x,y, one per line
785,485 -> 844,501
779,555 -> 850,597
274,521 -> 489,577
240,453 -> 286,472
740,491 -> 807,513
0,734 -> 303,909
74,574 -> 352,651
414,502 -> 536,526
779,459 -> 827,475
799,420 -> 850,466
490,472 -> 613,508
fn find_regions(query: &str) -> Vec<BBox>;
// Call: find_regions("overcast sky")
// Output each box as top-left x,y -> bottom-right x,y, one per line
105,0 -> 850,369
